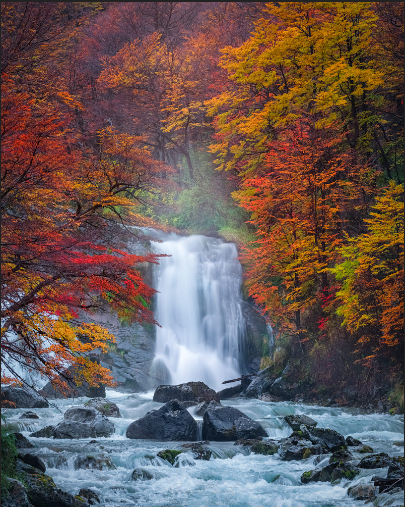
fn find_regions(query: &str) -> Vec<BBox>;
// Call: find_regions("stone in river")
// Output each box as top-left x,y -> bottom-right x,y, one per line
126,399 -> 198,441
153,382 -> 219,405
1,387 -> 49,409
202,401 -> 267,441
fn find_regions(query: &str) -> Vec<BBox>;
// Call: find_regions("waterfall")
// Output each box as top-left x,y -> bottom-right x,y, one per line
150,233 -> 245,391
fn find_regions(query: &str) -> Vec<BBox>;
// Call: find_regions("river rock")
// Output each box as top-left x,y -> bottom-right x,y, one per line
284,414 -> 318,431
0,478 -> 32,507
54,406 -> 115,439
30,425 -> 55,438
18,453 -> 46,473
301,461 -> 360,483
347,482 -> 376,500
1,387 -> 49,409
15,460 -> 82,507
346,435 -> 362,446
84,398 -> 121,417
250,440 -> 279,455
279,433 -> 323,461
300,426 -> 346,452
153,382 -> 219,405
126,399 -> 198,441
20,411 -> 40,419
242,367 -> 277,398
329,448 -> 354,464
74,453 -> 116,470
358,453 -> 395,469
217,384 -> 244,400
268,376 -> 300,400
13,432 -> 34,449
131,468 -> 154,480
202,401 -> 267,441
194,401 -> 209,416
181,443 -> 212,461
78,488 -> 101,505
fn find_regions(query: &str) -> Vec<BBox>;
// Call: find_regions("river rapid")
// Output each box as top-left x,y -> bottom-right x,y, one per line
5,391 -> 403,507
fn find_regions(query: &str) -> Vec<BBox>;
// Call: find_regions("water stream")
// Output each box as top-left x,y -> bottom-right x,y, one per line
5,392 -> 404,506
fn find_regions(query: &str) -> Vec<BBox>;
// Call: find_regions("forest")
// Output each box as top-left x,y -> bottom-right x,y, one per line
1,1 -> 404,411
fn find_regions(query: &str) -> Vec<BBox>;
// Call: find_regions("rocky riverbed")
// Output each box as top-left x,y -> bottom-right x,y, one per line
1,384 -> 403,507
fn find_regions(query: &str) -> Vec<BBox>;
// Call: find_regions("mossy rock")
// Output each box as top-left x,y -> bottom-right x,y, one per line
251,441 -> 278,456
358,445 -> 374,454
157,449 -> 183,466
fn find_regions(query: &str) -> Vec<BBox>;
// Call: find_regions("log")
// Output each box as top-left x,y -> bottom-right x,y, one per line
222,374 -> 256,385
372,475 -> 404,493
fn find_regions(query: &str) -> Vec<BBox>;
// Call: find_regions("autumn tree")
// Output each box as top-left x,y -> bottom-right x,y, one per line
1,5 -> 172,395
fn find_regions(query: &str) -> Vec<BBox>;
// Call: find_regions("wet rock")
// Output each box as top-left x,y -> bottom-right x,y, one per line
157,449 -> 184,466
13,432 -> 34,449
202,401 -> 267,441
329,448 -> 354,464
78,488 -> 100,505
347,482 -> 376,500
358,445 -> 374,453
1,387 -> 49,409
242,367 -> 276,399
217,384 -> 244,400
345,436 -> 362,446
56,406 -> 114,439
153,382 -> 219,405
19,411 -> 40,419
301,426 -> 346,452
284,414 -> 318,431
388,457 -> 404,478
0,478 -> 32,507
301,461 -> 360,484
84,398 -> 121,418
18,453 -> 46,473
250,440 -> 278,455
126,399 -> 198,441
358,452 -> 395,469
15,461 -> 80,507
180,443 -> 211,461
259,393 -> 283,402
194,401 -> 209,416
131,468 -> 154,480
74,454 -> 116,470
268,376 -> 297,400
279,438 -> 323,461
30,426 -> 55,438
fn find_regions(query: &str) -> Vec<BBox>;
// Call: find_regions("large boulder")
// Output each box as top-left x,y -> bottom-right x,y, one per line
18,453 -> 46,473
358,453 -> 397,469
39,366 -> 105,399
30,406 -> 114,439
153,382 -> 219,405
1,387 -> 49,409
278,433 -> 323,461
0,478 -> 32,507
84,398 -> 121,418
202,401 -> 267,441
126,399 -> 198,441
217,384 -> 244,400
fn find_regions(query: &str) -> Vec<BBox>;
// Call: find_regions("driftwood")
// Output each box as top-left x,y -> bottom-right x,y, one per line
222,374 -> 256,385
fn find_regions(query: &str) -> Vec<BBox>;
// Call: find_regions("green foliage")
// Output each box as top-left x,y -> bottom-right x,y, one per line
388,383 -> 404,414
1,415 -> 18,496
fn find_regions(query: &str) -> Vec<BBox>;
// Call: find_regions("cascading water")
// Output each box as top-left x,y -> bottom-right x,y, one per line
150,233 -> 245,391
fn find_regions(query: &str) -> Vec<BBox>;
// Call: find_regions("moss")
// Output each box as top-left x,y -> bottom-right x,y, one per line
1,416 -> 18,496
302,471 -> 312,480
157,449 -> 183,466
75,495 -> 87,503
358,445 -> 374,453
343,469 -> 358,480
251,442 -> 277,456
303,448 -> 312,459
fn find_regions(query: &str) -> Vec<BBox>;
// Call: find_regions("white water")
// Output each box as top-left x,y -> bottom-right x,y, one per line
4,392 -> 404,507
151,233 -> 245,391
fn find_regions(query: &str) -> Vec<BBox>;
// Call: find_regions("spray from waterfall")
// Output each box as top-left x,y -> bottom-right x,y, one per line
150,233 -> 245,391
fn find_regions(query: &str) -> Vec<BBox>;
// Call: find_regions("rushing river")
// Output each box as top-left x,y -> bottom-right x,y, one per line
4,391 -> 403,507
